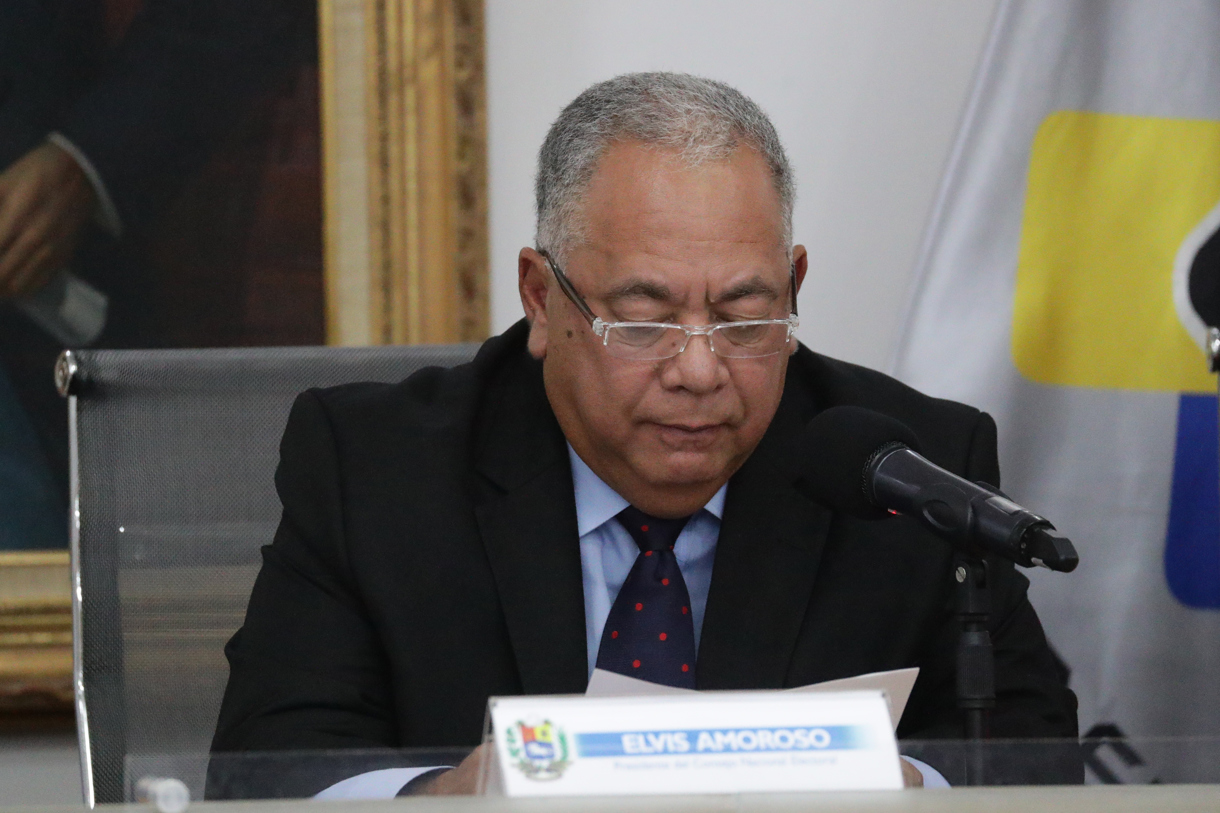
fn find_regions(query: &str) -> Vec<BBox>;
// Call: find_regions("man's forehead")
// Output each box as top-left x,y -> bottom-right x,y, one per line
580,143 -> 786,239
573,233 -> 788,280
599,272 -> 783,306
581,250 -> 787,302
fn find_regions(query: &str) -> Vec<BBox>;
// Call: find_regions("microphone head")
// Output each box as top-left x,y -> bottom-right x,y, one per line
794,405 -> 922,518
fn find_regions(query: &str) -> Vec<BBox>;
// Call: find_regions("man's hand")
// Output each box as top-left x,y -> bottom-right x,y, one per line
419,743 -> 491,795
0,142 -> 96,299
901,757 -> 925,788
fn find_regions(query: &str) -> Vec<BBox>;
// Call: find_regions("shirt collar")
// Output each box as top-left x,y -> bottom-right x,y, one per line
568,444 -> 727,536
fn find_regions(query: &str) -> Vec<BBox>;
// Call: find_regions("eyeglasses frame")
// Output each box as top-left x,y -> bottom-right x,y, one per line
537,249 -> 800,359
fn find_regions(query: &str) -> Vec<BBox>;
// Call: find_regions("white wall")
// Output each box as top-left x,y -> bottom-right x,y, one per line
485,0 -> 998,371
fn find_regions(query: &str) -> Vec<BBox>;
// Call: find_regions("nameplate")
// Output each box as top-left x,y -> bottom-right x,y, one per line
487,690 -> 902,797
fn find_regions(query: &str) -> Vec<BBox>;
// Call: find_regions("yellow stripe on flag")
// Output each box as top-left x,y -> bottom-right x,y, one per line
1013,111 -> 1220,392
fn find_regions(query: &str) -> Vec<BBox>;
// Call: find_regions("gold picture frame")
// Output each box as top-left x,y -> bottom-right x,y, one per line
0,551 -> 73,729
0,3 -> 490,729
319,0 -> 489,346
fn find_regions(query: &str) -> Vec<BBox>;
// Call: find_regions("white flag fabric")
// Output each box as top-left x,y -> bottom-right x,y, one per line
891,0 -> 1220,749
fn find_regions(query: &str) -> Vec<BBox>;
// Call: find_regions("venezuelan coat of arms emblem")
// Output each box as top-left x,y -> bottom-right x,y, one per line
504,719 -> 570,780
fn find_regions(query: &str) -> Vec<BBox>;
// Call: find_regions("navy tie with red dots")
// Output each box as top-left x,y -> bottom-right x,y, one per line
596,506 -> 697,688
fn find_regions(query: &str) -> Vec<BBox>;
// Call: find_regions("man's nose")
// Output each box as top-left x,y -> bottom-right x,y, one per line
662,333 -> 726,392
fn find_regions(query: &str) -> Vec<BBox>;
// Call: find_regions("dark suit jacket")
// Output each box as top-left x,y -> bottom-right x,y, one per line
212,320 -> 1078,758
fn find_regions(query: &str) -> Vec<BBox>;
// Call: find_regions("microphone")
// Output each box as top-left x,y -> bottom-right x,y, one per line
795,406 -> 1079,573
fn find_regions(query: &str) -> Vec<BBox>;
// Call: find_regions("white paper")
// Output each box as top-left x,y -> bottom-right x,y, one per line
786,668 -> 919,732
586,666 -> 919,732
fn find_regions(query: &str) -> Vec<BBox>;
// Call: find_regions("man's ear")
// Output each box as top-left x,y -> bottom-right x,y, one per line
519,248 -> 551,359
792,244 -> 809,294
789,245 -> 809,355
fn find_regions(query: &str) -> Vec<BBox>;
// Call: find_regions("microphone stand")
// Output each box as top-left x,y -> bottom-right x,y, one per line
954,556 -> 994,784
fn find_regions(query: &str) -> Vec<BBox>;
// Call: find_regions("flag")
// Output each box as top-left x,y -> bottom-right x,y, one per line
891,0 -> 1220,753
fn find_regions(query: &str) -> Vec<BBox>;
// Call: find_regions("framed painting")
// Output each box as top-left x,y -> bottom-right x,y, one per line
0,552 -> 72,731
319,0 -> 489,345
0,0 -> 487,730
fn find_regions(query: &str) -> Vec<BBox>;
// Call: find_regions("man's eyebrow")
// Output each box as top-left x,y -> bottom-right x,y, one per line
711,277 -> 781,304
603,279 -> 675,303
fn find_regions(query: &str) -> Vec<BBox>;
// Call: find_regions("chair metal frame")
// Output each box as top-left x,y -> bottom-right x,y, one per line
57,343 -> 479,806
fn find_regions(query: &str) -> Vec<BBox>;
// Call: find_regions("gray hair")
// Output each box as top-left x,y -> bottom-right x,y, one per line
534,72 -> 795,264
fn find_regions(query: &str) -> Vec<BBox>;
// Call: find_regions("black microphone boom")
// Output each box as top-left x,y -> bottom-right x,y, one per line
796,406 -> 1079,573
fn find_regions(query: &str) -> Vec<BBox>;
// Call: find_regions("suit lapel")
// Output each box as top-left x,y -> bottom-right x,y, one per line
472,353 -> 588,696
697,380 -> 833,689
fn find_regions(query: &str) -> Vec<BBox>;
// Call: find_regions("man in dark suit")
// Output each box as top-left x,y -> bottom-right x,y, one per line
212,73 -> 1077,794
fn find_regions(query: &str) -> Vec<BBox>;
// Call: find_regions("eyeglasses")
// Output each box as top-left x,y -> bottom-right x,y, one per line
539,250 -> 800,361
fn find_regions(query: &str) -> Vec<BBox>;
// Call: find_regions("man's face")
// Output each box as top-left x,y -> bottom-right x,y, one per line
519,141 -> 807,517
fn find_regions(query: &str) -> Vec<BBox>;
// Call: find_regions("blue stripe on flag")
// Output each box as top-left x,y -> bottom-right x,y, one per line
573,725 -> 868,758
1164,393 -> 1220,609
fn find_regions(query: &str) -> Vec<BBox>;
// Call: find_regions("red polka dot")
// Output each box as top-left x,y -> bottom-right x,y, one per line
682,606 -> 689,614
644,551 -> 653,557
611,630 -> 618,639
662,578 -> 670,586
659,633 -> 667,641
641,525 -> 649,532
670,545 -> 675,550
635,602 -> 644,611
633,659 -> 641,668
682,664 -> 689,672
